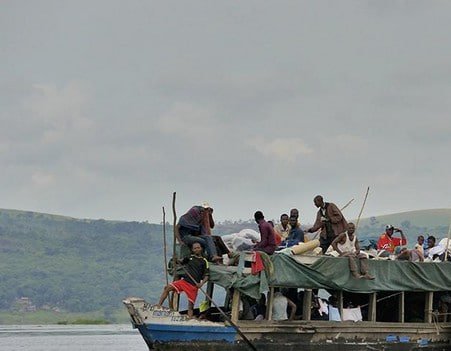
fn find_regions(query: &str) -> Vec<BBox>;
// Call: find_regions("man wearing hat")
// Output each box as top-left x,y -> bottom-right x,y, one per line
377,225 -> 407,253
177,203 -> 221,262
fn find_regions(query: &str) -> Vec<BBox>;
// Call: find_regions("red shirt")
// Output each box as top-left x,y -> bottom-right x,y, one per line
377,233 -> 407,253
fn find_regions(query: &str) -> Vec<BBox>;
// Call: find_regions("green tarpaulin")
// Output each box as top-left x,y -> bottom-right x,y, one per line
209,254 -> 451,300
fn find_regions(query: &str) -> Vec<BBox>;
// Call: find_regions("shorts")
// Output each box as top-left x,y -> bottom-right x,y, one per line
170,279 -> 198,304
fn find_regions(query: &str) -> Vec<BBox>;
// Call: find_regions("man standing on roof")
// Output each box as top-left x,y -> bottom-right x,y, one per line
376,225 -> 407,253
307,195 -> 348,254
253,211 -> 276,255
327,223 -> 374,280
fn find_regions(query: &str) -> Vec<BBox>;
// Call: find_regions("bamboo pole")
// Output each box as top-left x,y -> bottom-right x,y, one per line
162,206 -> 169,286
444,220 -> 451,261
171,192 -> 180,310
355,187 -> 370,232
341,198 -> 355,212
180,265 -> 258,351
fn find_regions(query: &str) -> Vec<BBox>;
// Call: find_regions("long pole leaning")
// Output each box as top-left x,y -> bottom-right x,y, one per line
162,206 -> 169,286
171,192 -> 179,310
444,219 -> 451,261
355,187 -> 370,232
179,265 -> 258,351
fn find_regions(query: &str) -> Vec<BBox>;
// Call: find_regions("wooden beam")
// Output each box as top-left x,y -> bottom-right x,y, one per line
338,291 -> 343,321
398,291 -> 405,323
302,289 -> 312,321
368,292 -> 377,322
231,289 -> 240,323
425,292 -> 433,323
266,287 -> 275,321
205,282 -> 214,309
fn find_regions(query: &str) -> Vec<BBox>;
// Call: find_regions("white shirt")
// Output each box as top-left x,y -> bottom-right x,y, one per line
272,292 -> 288,321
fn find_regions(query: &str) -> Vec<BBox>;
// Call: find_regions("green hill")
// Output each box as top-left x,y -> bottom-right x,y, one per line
357,208 -> 451,229
0,207 -> 449,323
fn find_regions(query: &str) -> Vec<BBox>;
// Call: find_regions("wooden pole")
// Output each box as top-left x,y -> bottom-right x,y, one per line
171,192 -> 180,310
341,198 -> 355,212
444,220 -> 451,261
162,206 -> 169,286
180,265 -> 258,351
355,187 -> 370,232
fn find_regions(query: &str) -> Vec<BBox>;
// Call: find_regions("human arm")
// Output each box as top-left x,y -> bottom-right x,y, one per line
394,228 -> 407,245
287,298 -> 297,320
307,211 -> 324,233
207,208 -> 214,228
354,238 -> 361,255
331,232 -> 346,255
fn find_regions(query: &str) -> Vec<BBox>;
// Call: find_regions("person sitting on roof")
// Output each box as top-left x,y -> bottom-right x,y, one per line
415,235 -> 425,256
253,211 -> 277,255
274,213 -> 290,245
327,223 -> 374,280
156,242 -> 209,318
397,247 -> 424,262
281,216 -> 305,247
423,235 -> 436,258
177,203 -> 222,262
376,225 -> 407,253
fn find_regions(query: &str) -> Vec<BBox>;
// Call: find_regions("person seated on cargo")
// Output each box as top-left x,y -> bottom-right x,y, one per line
396,247 -> 424,262
272,289 -> 297,321
281,216 -> 305,247
376,225 -> 407,253
414,235 -> 425,256
253,211 -> 277,255
156,242 -> 209,318
327,223 -> 374,280
290,208 -> 301,228
177,203 -> 222,262
274,214 -> 290,245
423,235 -> 436,258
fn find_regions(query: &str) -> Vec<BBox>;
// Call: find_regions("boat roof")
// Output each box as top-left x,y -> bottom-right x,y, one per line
209,254 -> 451,300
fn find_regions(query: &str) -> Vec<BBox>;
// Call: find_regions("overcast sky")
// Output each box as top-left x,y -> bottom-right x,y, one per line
1,1 -> 450,224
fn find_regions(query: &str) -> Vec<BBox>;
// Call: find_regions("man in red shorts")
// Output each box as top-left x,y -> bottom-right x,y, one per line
157,242 -> 209,318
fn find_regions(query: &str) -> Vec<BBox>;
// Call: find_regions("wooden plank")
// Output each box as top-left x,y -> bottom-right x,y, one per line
231,289 -> 240,323
424,291 -> 433,323
338,291 -> 343,321
398,291 -> 405,323
267,287 -> 275,321
368,292 -> 377,322
302,289 -> 312,321
205,282 -> 214,309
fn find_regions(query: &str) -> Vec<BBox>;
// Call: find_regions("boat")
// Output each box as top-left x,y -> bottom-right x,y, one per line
123,251 -> 451,350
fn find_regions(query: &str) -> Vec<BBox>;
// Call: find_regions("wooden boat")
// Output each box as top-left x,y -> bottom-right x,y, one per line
123,252 -> 451,350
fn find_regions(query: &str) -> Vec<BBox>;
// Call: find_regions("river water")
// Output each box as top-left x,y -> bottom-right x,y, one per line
0,325 -> 146,351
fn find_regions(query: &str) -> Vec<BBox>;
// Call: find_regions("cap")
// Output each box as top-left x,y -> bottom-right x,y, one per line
201,201 -> 210,209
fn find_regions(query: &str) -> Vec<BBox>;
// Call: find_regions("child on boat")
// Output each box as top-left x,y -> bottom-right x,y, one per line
156,242 -> 209,318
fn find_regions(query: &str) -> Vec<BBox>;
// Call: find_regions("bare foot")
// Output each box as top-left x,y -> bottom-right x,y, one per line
362,273 -> 375,280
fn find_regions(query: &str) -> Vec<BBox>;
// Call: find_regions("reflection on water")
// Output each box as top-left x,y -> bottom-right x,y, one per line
0,324 -> 146,351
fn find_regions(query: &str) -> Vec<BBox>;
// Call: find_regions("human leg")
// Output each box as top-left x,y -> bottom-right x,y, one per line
158,284 -> 175,307
187,301 -> 195,318
358,254 -> 374,280
346,254 -> 362,279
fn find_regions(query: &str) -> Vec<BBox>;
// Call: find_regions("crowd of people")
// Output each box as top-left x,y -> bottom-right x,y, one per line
157,196 -> 450,318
